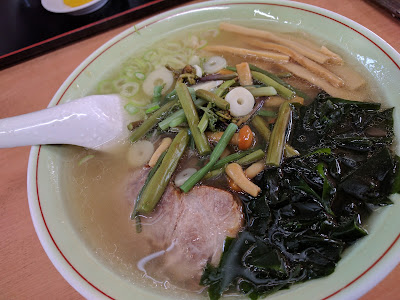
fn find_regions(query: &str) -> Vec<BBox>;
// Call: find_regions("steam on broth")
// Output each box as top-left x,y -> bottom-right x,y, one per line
63,22 -> 399,299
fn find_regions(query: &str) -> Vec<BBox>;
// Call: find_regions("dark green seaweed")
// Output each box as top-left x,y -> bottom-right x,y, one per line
201,93 -> 400,300
289,92 -> 393,154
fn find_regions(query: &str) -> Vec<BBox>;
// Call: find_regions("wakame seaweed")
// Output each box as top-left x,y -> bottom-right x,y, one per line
289,92 -> 394,154
201,93 -> 400,300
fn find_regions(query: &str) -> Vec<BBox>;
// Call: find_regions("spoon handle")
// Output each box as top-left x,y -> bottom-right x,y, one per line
0,95 -> 125,149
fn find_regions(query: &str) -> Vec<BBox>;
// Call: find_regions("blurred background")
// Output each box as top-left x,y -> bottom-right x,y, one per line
0,0 -> 187,69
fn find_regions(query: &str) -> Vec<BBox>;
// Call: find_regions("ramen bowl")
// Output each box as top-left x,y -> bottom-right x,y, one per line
27,1 -> 400,299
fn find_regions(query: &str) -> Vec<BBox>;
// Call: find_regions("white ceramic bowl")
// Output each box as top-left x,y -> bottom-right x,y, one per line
27,1 -> 400,299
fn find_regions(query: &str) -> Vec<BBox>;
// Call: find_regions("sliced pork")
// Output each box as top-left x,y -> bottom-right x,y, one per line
127,168 -> 243,290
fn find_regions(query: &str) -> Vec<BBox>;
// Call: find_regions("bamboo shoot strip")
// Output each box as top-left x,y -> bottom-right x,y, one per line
266,102 -> 292,166
180,123 -> 238,193
195,89 -> 230,110
236,62 -> 253,86
219,22 -> 330,64
280,62 -> 360,101
130,100 -> 177,143
320,45 -> 343,65
251,71 -> 294,100
176,82 -> 211,155
245,38 -> 345,88
137,129 -> 189,214
204,45 -> 290,62
149,138 -> 172,168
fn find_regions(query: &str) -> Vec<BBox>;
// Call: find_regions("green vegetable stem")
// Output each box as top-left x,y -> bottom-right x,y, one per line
136,129 -> 189,214
198,113 -> 209,133
252,115 -> 298,158
266,102 -> 292,166
131,150 -> 167,232
251,115 -> 272,141
236,149 -> 265,165
195,89 -> 230,110
214,79 -> 236,97
247,86 -> 277,97
211,149 -> 255,170
249,64 -> 309,100
204,149 -> 265,179
180,123 -> 238,192
129,100 -> 177,143
176,82 -> 211,155
158,99 -> 206,131
251,71 -> 294,100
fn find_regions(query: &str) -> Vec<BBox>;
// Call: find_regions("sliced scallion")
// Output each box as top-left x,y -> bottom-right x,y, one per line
145,104 -> 160,114
158,99 -> 206,131
152,85 -> 164,103
120,82 -> 140,98
143,49 -> 158,62
130,100 -> 177,143
135,72 -> 145,80
97,80 -> 114,94
168,115 -> 187,128
124,103 -> 140,115
78,154 -> 95,166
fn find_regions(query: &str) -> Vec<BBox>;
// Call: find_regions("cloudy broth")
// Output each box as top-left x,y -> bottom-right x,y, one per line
62,23 -> 384,298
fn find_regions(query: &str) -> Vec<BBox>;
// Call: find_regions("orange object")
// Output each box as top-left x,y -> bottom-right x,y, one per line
225,163 -> 261,197
227,161 -> 265,193
227,177 -> 242,192
238,125 -> 254,150
63,0 -> 93,7
217,68 -> 236,75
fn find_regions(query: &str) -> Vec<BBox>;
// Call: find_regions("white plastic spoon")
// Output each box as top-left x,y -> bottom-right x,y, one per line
0,94 -> 131,151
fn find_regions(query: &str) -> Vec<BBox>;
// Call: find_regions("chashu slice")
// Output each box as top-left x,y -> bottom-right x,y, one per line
128,168 -> 243,290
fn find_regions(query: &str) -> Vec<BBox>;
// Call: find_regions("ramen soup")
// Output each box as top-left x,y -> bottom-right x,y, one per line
63,23 -> 399,299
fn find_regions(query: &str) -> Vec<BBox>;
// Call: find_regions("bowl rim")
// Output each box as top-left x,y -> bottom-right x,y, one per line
27,1 -> 400,299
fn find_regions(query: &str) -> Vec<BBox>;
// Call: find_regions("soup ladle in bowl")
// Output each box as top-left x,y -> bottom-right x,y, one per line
0,94 -> 130,151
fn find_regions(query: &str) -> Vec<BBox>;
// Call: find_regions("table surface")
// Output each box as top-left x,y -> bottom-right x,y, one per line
0,0 -> 399,299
